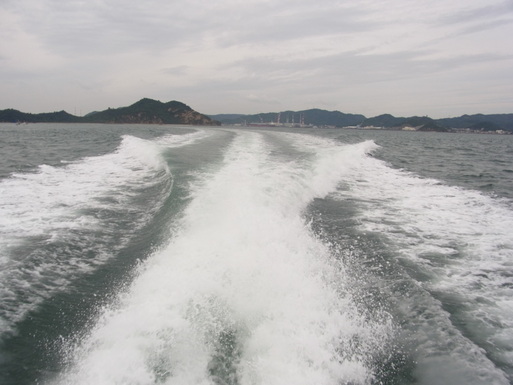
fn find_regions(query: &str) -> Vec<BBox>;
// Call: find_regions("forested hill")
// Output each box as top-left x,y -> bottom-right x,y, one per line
2,100 -> 512,131
209,109 -> 365,128
210,110 -> 513,131
84,99 -> 219,125
436,114 -> 513,131
0,99 -> 220,126
0,109 -> 81,123
361,115 -> 448,132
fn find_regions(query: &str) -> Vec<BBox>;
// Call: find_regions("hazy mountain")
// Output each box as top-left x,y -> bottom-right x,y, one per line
0,99 -> 220,126
360,114 -> 406,128
83,98 -> 219,125
209,109 -> 366,127
2,100 -> 512,131
0,109 -> 81,123
437,114 -> 513,131
211,109 -> 511,132
402,116 -> 448,132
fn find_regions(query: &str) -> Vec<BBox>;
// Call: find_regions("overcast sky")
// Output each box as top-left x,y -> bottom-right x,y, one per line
1,0 -> 512,118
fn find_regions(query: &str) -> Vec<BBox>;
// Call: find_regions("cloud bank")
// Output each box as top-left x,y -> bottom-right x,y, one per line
1,0 -> 512,117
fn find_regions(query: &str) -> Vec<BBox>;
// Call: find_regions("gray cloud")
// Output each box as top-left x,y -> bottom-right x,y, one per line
434,1 -> 513,25
1,0 -> 512,117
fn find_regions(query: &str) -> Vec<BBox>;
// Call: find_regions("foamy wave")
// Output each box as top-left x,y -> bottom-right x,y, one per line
0,132 -> 207,336
55,131 -> 392,385
334,150 -> 513,383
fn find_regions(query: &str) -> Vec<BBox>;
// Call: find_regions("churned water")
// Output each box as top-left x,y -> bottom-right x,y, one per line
0,123 -> 512,385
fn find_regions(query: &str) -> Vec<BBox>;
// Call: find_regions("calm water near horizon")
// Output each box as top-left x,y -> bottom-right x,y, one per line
1,123 -> 512,384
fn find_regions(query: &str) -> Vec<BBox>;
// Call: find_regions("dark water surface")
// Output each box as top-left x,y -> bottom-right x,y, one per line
1,123 -> 512,384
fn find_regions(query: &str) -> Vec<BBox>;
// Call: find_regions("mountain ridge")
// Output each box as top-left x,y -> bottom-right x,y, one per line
209,110 -> 513,132
1,100 -> 511,131
0,98 -> 220,126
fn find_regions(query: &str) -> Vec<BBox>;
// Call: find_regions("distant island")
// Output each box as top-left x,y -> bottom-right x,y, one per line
0,98 -> 220,126
1,98 -> 512,133
209,110 -> 513,133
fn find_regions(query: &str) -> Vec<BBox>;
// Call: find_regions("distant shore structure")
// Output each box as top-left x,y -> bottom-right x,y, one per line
247,112 -> 314,128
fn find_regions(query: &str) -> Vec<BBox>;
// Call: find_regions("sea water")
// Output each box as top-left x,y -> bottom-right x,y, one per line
0,123 -> 512,385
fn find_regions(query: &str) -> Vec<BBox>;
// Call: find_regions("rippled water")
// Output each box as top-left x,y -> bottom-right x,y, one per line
0,123 -> 512,385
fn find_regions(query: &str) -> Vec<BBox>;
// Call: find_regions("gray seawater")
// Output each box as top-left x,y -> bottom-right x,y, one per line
0,123 -> 512,385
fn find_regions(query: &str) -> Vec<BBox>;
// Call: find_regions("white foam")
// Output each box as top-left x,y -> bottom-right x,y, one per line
1,135 -> 164,243
56,131 -> 392,385
0,131 -> 207,335
331,143 -> 513,382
